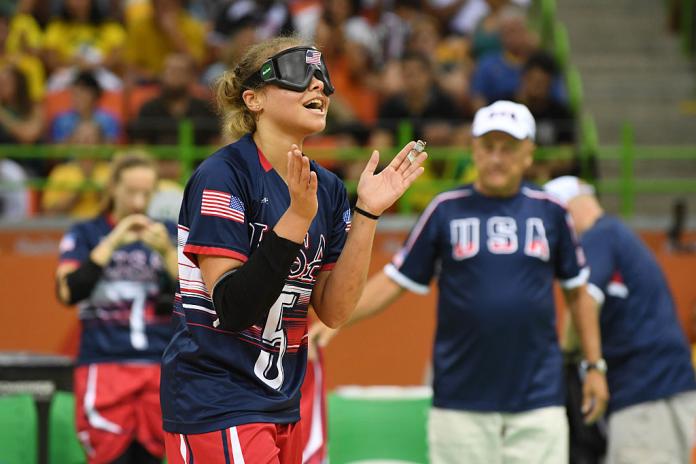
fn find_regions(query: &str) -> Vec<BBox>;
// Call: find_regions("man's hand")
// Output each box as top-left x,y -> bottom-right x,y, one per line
307,321 -> 338,361
582,370 -> 609,424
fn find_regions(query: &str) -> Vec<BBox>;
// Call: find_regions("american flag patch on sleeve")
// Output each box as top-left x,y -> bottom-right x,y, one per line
201,189 -> 245,223
343,208 -> 352,232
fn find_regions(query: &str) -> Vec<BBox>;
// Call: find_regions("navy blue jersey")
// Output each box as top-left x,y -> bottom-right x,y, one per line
58,215 -> 177,365
581,215 -> 696,414
386,184 -> 588,412
161,134 -> 350,434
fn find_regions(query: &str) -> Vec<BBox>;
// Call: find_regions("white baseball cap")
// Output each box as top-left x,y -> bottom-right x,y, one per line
472,100 -> 536,141
543,175 -> 595,205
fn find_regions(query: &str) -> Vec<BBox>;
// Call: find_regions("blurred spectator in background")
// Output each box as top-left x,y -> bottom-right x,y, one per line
43,0 -> 125,92
376,0 -> 422,63
406,15 -> 475,123
470,0 -> 510,59
371,52 -> 465,148
13,0 -> 53,28
202,2 -> 260,87
125,0 -> 205,82
407,15 -> 474,119
42,119 -> 110,218
406,13 -> 471,71
0,157 -> 30,221
511,51 -> 575,146
0,6 -> 46,102
313,0 -> 363,64
55,152 -> 176,464
129,53 -> 218,148
212,0 -> 294,43
512,51 -> 576,182
51,70 -> 120,142
470,6 -> 538,109
97,0 -> 126,23
319,15 -> 380,145
0,63 -> 44,144
425,0 -> 530,38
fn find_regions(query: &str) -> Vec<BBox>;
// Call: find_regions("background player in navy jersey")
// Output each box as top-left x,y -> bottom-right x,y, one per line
317,100 -> 609,464
55,153 -> 178,464
159,36 -> 426,464
544,176 -> 696,464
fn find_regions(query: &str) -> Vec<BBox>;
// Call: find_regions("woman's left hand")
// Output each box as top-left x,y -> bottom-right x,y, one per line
355,141 -> 427,216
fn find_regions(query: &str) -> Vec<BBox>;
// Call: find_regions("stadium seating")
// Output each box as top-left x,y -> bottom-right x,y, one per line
0,394 -> 38,464
328,386 -> 431,464
47,391 -> 85,464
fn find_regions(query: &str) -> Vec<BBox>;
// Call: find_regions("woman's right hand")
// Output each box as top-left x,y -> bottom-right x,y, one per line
273,146 -> 318,244
286,144 -> 318,224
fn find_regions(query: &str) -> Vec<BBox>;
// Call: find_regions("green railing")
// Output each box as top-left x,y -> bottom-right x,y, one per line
3,131 -> 696,217
681,0 -> 695,55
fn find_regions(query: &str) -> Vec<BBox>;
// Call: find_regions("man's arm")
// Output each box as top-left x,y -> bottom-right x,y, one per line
563,284 -> 609,424
350,270 -> 406,325
308,269 -> 407,348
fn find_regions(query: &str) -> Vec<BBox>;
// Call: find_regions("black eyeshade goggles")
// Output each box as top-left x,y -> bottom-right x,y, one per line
242,46 -> 335,96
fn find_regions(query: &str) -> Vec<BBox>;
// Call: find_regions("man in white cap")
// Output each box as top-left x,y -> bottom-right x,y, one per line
544,176 -> 696,464
317,101 -> 608,463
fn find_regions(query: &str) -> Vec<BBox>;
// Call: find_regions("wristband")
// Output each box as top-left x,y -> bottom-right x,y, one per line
354,206 -> 380,220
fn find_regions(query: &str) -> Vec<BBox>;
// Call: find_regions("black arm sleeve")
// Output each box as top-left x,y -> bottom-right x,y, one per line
63,258 -> 104,304
211,230 -> 302,332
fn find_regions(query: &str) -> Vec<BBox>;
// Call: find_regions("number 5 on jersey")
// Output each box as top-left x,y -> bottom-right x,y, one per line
254,290 -> 296,390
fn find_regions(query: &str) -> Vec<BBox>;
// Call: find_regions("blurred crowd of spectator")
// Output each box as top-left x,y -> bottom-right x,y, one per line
0,0 -> 578,220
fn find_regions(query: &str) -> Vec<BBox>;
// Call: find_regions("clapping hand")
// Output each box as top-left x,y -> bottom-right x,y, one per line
355,142 -> 427,216
286,145 -> 318,224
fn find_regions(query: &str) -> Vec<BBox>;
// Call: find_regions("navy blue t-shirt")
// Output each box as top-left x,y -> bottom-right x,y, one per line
386,184 -> 588,412
160,134 -> 350,434
581,215 -> 696,414
58,215 -> 177,365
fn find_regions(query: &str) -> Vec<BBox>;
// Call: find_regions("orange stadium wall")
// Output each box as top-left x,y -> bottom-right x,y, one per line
1,228 -> 695,391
